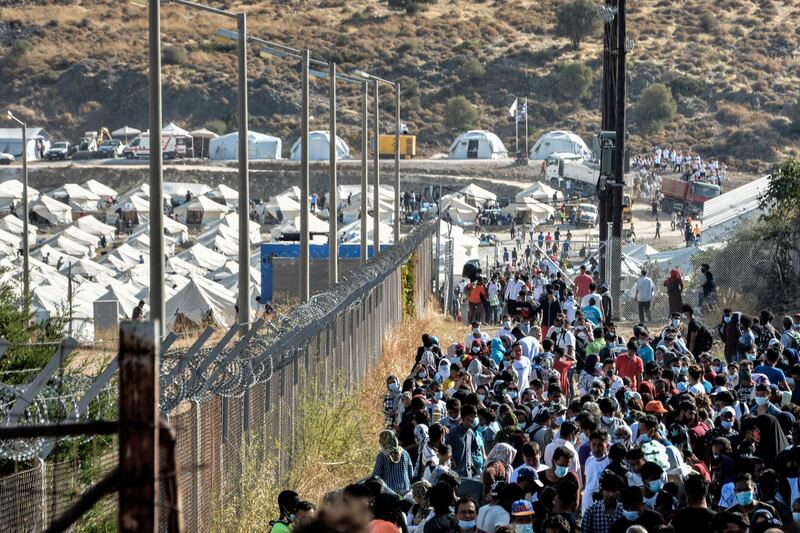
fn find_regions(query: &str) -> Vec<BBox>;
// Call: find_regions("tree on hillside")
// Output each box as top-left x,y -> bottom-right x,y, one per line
635,84 -> 677,131
445,96 -> 479,131
756,158 -> 800,290
387,0 -> 437,15
555,62 -> 593,100
555,0 -> 602,50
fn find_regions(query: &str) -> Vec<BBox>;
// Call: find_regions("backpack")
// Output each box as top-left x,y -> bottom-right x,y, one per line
694,321 -> 714,352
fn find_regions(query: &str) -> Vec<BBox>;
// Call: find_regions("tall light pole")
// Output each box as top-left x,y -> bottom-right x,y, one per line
4,111 -> 29,306
299,49 -> 310,302
147,0 -> 164,336
611,0 -> 627,320
328,61 -> 338,284
360,83 -> 369,264
394,82 -> 401,243
373,78 -> 380,256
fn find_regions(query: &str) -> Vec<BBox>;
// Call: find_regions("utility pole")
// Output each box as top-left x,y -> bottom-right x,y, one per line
394,82 -> 401,244
148,0 -> 165,338
373,79 -> 380,257
599,0 -> 618,283
328,61 -> 338,284
360,83 -> 368,264
299,49 -> 310,302
610,0 -> 627,320
236,12 -> 250,329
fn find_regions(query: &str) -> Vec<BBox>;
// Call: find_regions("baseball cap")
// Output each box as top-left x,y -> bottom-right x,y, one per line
768,338 -> 781,348
645,400 -> 668,414
511,500 -> 534,516
719,406 -> 736,418
516,466 -> 539,484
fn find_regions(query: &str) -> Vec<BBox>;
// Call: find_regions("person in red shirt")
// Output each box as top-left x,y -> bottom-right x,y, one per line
615,340 -> 644,390
553,346 -> 575,399
574,265 -> 593,299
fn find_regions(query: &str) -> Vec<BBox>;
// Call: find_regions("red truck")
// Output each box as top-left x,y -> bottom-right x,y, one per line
660,176 -> 720,216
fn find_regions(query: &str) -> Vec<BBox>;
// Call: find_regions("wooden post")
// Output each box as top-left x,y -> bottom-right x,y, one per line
118,320 -> 160,532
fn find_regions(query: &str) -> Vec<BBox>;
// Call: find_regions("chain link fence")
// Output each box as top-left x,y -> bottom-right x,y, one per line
0,223 -> 435,531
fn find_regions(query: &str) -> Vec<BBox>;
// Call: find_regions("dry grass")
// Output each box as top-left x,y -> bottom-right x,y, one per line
212,305 -> 467,531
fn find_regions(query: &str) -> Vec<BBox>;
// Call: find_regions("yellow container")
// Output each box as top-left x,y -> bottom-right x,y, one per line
378,135 -> 416,158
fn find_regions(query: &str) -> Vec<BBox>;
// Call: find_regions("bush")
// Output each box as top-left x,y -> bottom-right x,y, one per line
162,45 -> 186,65
445,96 -> 479,130
668,73 -> 707,98
453,39 -> 482,52
636,83 -> 677,130
789,100 -> 800,132
699,10 -> 717,32
555,62 -> 593,101
204,120 -> 226,135
555,0 -> 602,49
716,102 -> 751,126
387,0 -> 437,14
461,57 -> 485,81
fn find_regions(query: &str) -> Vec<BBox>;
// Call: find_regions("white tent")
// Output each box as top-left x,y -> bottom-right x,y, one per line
218,266 -> 261,318
58,257 -> 114,278
456,183 -> 497,207
207,184 -> 239,206
529,130 -> 592,160
166,256 -> 207,277
0,127 -> 50,161
209,130 -> 282,160
701,175 -> 770,245
129,232 -> 176,256
270,214 -> 329,240
111,126 -> 141,141
448,130 -> 508,160
98,243 -> 147,271
31,244 -> 80,266
0,214 -> 36,243
290,131 -> 351,161
441,195 -> 479,226
501,197 -> 555,224
0,179 -> 40,211
0,228 -> 22,253
129,216 -> 190,244
81,179 -> 118,199
48,184 -> 101,213
515,182 -> 564,203
163,182 -> 211,201
178,243 -> 227,272
263,194 -> 300,223
47,225 -> 101,250
162,122 -> 191,137
166,275 -> 236,331
172,195 -> 230,225
49,235 -> 94,258
30,195 -> 72,225
74,215 -> 116,242
338,215 -> 394,245
96,284 -> 145,320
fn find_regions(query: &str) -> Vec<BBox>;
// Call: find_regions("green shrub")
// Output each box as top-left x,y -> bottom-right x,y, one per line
162,45 -> 186,65
461,57 -> 485,81
668,73 -> 707,97
444,96 -> 479,130
555,62 -> 593,100
204,120 -> 227,135
789,100 -> 800,132
699,10 -> 717,31
454,39 -> 482,52
555,0 -> 602,49
387,0 -> 437,14
636,83 -> 677,131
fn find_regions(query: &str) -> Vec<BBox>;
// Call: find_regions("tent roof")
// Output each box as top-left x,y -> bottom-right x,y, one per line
448,130 -> 507,155
58,257 -> 114,278
166,275 -> 236,330
0,179 -> 40,201
81,179 -> 118,198
74,215 -> 116,238
701,175 -> 770,243
515,182 -> 563,202
458,183 -> 497,202
163,182 -> 211,198
188,128 -> 219,139
178,243 -> 227,271
111,126 -> 141,137
173,194 -> 231,214
49,184 -> 101,201
162,122 -> 191,136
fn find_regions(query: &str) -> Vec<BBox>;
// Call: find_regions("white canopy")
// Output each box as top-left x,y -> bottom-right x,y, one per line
49,225 -> 100,249
290,131 -> 351,161
270,214 -> 329,240
30,195 -> 72,225
515,182 -> 564,203
166,275 -> 236,331
163,182 -> 211,200
111,126 -> 141,138
209,130 -> 282,160
206,184 -> 239,206
264,194 -> 300,223
59,257 -> 114,278
448,130 -> 508,160
81,179 -> 118,199
0,214 -> 36,243
178,243 -> 227,272
457,183 -> 497,206
189,128 -> 219,139
441,195 -> 479,226
74,215 -> 116,241
338,215 -> 394,245
500,197 -> 555,224
701,175 -> 770,245
162,122 -> 192,137
529,130 -> 592,160
0,179 -> 40,209
172,195 -> 231,225
98,243 -> 146,271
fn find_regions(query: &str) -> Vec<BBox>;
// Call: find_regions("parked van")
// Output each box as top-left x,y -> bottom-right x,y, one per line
123,131 -> 193,160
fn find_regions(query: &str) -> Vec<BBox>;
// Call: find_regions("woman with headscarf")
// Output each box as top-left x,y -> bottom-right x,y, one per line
755,414 -> 789,466
373,430 -> 415,496
407,480 -> 432,532
578,353 -> 602,395
494,411 -> 520,445
270,490 -> 301,533
434,359 -> 451,386
711,454 -> 737,509
482,443 -> 518,498
638,380 -> 656,405
489,337 -> 506,367
664,268 -> 684,314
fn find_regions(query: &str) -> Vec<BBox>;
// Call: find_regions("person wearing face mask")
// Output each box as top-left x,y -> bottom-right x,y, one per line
750,385 -> 785,419
511,343 -> 531,392
454,498 -> 478,533
383,375 -> 405,429
583,472 -> 625,533
496,318 -> 515,339
465,322 -> 491,348
269,490 -> 301,533
724,472 -> 782,530
541,446 -> 580,488
639,461 -> 668,510
544,422 -> 581,482
703,406 -> 739,459
445,405 -> 480,479
663,268 -> 684,316
509,500 -> 536,533
581,428 -> 611,514
609,486 -> 665,533
671,474 -> 717,531
717,310 -> 740,363
736,315 -> 756,362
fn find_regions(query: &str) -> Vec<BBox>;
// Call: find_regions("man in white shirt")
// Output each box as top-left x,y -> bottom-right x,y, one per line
511,343 -> 531,391
634,270 -> 655,324
549,316 -> 576,357
581,429 -> 611,514
504,274 -> 524,314
544,420 -> 581,478
519,328 -> 542,360
496,319 -> 514,338
465,322 -> 490,347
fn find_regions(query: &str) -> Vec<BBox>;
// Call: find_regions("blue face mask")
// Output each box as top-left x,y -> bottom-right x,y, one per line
793,511 -> 800,522
623,510 -> 641,521
478,394 -> 486,402
388,382 -> 400,392
419,371 -> 428,379
648,479 -> 663,493
640,434 -> 651,444
735,490 -> 754,507
721,420 -> 733,429
724,316 -> 732,323
509,391 -> 518,399
671,367 -> 681,375
554,465 -> 569,478
677,382 -> 688,393
471,418 -> 479,428
555,415 -> 566,426
517,526 -> 533,533
434,391 -> 443,401
458,519 -> 476,530
755,396 -> 768,406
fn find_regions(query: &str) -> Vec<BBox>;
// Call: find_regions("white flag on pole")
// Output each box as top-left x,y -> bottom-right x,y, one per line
508,97 -> 518,118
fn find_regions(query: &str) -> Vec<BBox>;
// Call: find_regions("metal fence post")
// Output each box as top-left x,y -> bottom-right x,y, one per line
118,320 -> 160,532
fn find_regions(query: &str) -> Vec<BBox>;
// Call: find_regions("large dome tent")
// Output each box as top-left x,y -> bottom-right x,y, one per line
448,130 -> 508,160
529,130 -> 591,160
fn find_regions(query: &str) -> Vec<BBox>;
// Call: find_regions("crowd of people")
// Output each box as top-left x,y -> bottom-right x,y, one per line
267,288 -> 800,533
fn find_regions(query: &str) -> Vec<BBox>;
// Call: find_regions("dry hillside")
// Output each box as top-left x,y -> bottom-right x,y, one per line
1,0 -> 799,171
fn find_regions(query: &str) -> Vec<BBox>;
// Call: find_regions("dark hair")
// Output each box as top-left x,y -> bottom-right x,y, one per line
600,472 -> 624,491
559,421 -> 578,438
589,428 -> 609,442
734,472 -> 753,485
446,398 -> 461,411
710,511 -> 747,532
620,486 -> 643,506
541,514 -> 571,533
455,497 -> 478,514
461,405 -> 477,418
681,304 -> 694,315
640,461 -> 664,481
343,483 -> 371,499
552,446 -> 574,463
428,483 -> 455,514
295,500 -> 315,512
522,443 -> 537,457
429,423 -> 444,444
555,479 -> 578,506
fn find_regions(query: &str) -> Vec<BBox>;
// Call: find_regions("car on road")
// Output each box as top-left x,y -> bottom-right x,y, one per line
96,139 -> 124,158
577,203 -> 598,227
45,141 -> 72,160
0,153 -> 14,165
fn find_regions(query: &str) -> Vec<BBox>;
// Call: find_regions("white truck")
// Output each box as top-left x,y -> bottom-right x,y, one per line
122,131 -> 193,160
545,152 -> 632,197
